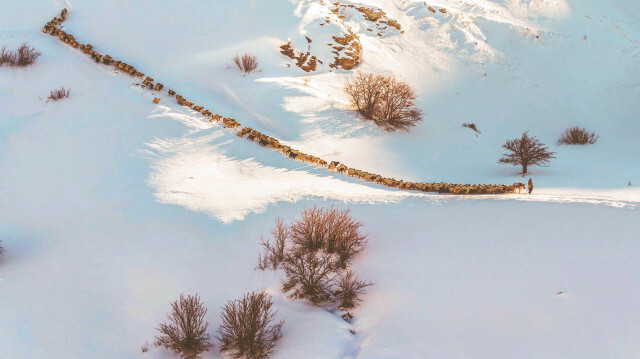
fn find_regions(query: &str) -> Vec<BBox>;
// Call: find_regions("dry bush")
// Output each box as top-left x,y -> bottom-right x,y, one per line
499,131 -> 556,176
558,126 -> 598,145
281,251 -> 338,305
334,270 -> 373,311
0,46 -> 17,67
217,290 -> 284,359
462,123 -> 481,134
345,72 -> 423,132
48,87 -> 70,101
289,207 -> 367,268
156,293 -> 213,359
233,53 -> 259,74
258,207 -> 373,310
15,42 -> 42,67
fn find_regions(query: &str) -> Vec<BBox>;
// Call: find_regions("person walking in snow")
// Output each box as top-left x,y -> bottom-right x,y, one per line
528,178 -> 533,194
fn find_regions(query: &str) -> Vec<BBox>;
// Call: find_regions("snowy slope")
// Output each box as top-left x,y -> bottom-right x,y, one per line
1,0 -> 640,358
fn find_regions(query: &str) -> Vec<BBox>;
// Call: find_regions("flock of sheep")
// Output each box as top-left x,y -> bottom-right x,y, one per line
42,9 -> 517,196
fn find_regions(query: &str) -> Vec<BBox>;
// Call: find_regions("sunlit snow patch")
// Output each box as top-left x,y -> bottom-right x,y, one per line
146,132 -> 416,223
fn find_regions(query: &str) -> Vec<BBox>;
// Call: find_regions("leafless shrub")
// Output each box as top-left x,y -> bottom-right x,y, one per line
334,270 -> 373,311
499,131 -> 556,176
258,208 -> 373,311
257,219 -> 288,270
462,123 -> 481,134
0,240 -> 4,256
558,126 -> 598,145
282,251 -> 338,305
217,290 -> 284,359
141,342 -> 150,353
345,72 -> 423,132
289,207 -> 367,268
15,42 -> 42,67
48,87 -> 70,101
156,293 -> 213,359
233,53 -> 259,75
0,46 -> 17,67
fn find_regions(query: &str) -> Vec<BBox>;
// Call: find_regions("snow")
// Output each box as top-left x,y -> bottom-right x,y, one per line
1,0 -> 639,358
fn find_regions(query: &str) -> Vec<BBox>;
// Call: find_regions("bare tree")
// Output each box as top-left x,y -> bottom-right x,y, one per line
233,54 -> 259,75
15,42 -> 42,67
498,131 -> 556,176
156,293 -> 213,359
217,290 -> 284,359
281,251 -> 338,305
558,126 -> 598,145
333,270 -> 373,311
345,72 -> 423,132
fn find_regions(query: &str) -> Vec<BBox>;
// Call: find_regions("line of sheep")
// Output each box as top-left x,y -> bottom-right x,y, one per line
43,9 -> 515,195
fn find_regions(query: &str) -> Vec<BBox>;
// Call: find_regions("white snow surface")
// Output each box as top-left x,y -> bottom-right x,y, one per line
1,0 -> 639,358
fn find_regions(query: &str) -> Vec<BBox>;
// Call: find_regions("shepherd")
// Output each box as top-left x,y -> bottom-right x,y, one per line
528,178 -> 533,194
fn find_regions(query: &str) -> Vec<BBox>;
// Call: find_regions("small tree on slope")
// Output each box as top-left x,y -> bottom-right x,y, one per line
498,131 -> 556,176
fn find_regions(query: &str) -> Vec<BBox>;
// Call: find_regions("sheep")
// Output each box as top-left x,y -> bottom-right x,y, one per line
259,137 -> 271,147
223,118 -> 240,128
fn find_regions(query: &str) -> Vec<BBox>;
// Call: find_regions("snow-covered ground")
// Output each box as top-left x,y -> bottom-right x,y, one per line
1,0 -> 639,358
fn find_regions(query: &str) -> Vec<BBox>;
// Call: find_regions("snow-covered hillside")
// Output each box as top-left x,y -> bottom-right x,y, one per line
1,0 -> 639,358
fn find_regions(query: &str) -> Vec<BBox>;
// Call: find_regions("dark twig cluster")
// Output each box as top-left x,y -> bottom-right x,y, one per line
155,294 -> 213,359
217,290 -> 283,359
558,126 -> 598,145
0,46 -> 17,66
48,87 -> 70,101
233,54 -> 259,74
0,43 -> 41,67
